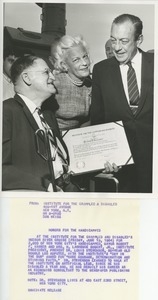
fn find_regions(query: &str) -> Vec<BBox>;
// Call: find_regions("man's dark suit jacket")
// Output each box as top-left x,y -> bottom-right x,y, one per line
2,94 -> 69,191
91,50 -> 154,193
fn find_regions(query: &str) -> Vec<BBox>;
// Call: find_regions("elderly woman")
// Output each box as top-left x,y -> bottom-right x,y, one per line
50,36 -> 119,191
50,35 -> 92,131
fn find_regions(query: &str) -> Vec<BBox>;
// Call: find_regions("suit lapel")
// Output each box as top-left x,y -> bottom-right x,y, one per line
110,52 -> 153,117
110,59 -> 132,113
14,94 -> 69,162
15,94 -> 38,130
131,50 -> 153,117
14,94 -> 46,143
139,51 -> 153,108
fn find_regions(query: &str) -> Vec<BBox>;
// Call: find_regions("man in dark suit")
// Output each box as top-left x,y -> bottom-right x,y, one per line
2,55 -> 79,192
91,14 -> 154,193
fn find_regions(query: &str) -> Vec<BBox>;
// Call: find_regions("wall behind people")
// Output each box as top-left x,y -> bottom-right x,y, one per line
4,3 -> 154,65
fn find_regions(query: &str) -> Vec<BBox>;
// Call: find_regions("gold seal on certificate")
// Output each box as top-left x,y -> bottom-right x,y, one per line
63,121 -> 134,174
76,161 -> 86,170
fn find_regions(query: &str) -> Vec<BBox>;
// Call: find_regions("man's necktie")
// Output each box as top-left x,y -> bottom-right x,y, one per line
127,61 -> 139,114
36,108 -> 68,172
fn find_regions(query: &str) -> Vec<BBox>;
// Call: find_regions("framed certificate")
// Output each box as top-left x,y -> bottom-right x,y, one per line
63,121 -> 134,175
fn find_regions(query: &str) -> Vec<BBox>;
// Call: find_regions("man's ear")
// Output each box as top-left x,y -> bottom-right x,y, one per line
21,72 -> 31,86
137,34 -> 143,47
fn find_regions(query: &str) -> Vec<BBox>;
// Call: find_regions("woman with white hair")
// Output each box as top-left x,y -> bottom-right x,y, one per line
50,35 -> 92,131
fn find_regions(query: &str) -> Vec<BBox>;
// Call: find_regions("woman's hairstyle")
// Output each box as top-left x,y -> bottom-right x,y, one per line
11,55 -> 38,84
50,35 -> 90,72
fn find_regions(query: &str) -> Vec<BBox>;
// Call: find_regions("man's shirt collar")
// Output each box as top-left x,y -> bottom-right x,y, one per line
18,94 -> 38,114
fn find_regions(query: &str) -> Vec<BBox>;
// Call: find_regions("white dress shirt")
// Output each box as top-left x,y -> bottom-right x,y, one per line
119,50 -> 142,103
18,94 -> 66,180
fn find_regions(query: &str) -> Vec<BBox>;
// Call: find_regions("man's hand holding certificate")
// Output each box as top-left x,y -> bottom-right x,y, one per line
63,121 -> 134,175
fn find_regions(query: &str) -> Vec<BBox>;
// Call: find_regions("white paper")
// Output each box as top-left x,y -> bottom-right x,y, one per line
63,122 -> 133,174
0,197 -> 139,300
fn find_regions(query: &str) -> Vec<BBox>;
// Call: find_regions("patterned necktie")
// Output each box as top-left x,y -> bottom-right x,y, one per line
37,108 -> 68,172
127,61 -> 139,114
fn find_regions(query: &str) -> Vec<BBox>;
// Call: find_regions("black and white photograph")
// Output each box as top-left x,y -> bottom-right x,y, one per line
1,2 -> 158,300
1,1 -> 156,194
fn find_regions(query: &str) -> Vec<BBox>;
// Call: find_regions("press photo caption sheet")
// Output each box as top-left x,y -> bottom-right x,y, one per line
1,197 -> 140,300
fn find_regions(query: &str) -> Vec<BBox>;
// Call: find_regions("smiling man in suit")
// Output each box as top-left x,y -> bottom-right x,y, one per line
91,14 -> 154,193
2,55 -> 80,192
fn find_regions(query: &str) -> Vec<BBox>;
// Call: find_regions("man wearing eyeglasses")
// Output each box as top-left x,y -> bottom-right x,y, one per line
2,55 -> 80,192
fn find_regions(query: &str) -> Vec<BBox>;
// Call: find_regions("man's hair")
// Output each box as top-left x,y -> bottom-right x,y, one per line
50,35 -> 90,72
112,14 -> 143,41
10,55 -> 38,84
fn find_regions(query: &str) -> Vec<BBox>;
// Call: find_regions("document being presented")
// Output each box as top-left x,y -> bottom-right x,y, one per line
63,122 -> 134,174
1,197 -> 139,300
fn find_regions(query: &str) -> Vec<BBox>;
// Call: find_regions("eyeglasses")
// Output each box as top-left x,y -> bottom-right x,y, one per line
25,68 -> 54,77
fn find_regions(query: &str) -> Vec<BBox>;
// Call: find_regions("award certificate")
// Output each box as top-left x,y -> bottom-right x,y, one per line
63,121 -> 134,174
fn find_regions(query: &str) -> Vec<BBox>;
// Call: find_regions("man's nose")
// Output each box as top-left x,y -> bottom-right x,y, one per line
114,40 -> 122,51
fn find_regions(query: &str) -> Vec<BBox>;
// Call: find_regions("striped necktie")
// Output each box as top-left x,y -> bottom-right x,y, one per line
127,61 -> 139,114
37,108 -> 68,172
